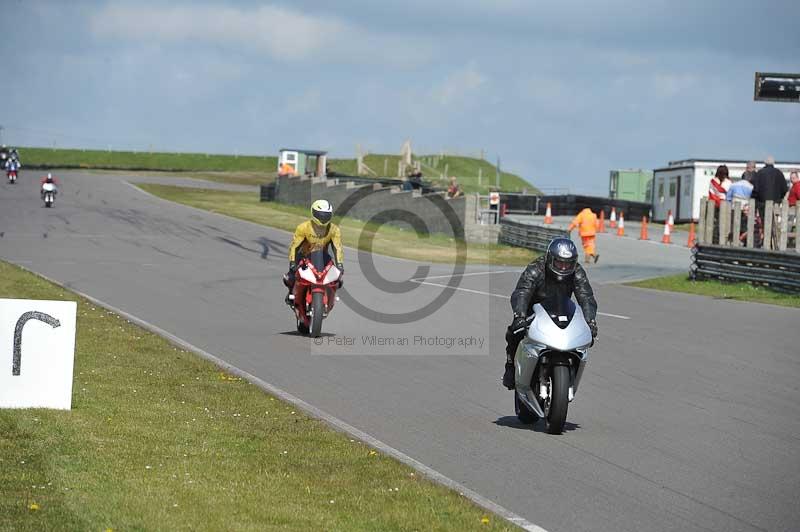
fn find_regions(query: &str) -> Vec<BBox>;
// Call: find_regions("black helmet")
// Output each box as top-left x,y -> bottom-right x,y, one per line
545,237 -> 578,281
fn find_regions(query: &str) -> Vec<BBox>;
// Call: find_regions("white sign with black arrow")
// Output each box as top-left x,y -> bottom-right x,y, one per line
0,299 -> 77,410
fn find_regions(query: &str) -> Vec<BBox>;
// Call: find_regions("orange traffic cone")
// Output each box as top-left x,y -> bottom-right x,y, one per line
667,210 -> 674,230
598,210 -> 606,232
639,216 -> 648,240
687,222 -> 696,248
616,212 -> 625,236
544,202 -> 553,224
661,220 -> 671,244
610,207 -> 617,228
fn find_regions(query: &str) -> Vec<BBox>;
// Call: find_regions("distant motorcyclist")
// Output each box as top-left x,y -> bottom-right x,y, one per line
5,159 -> 19,179
503,237 -> 598,389
283,199 -> 344,303
40,173 -> 59,198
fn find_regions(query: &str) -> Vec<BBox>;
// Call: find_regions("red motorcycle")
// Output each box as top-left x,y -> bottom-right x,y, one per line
287,249 -> 341,337
6,169 -> 16,184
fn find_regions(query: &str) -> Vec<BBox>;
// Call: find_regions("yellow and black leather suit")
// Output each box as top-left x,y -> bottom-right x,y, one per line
288,220 -> 343,264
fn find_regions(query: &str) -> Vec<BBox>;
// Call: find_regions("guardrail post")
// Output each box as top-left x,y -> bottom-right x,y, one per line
764,201 -> 774,250
746,199 -> 756,248
732,202 -> 742,247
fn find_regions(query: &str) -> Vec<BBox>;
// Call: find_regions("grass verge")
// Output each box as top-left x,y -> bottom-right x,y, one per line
21,147 -> 537,194
627,274 -> 800,308
137,184 -> 536,266
0,260 -> 515,531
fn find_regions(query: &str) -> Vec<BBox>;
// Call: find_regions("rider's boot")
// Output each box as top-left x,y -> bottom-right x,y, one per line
503,361 -> 515,389
283,274 -> 294,306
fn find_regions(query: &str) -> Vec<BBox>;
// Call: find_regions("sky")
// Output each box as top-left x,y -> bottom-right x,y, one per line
3,0 -> 799,195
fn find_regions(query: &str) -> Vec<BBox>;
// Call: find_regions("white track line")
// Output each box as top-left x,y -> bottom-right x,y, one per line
412,270 -> 517,281
413,280 -> 631,320
13,262 -> 547,532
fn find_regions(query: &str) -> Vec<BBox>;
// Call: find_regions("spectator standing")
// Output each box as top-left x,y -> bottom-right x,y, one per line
787,171 -> 800,207
727,173 -> 754,244
740,161 -> 757,183
708,165 -> 730,208
752,155 -> 788,206
726,172 -> 754,209
752,156 -> 788,248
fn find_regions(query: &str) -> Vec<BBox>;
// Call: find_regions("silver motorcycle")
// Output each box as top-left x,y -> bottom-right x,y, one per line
513,296 -> 593,434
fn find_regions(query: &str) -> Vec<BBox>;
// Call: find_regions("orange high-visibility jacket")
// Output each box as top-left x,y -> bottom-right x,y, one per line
568,208 -> 597,237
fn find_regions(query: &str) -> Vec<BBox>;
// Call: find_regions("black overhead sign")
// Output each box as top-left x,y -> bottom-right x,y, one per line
754,72 -> 800,103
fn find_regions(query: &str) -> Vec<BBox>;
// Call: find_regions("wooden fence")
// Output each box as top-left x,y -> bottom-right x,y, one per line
696,198 -> 799,252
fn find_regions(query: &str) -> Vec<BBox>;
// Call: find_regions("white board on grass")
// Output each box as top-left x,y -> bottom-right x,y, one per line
0,299 -> 77,410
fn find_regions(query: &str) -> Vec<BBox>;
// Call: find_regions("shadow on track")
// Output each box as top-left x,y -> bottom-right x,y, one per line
494,416 -> 580,433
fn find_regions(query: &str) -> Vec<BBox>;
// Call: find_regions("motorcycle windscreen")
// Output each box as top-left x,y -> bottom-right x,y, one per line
305,249 -> 330,271
529,300 -> 592,351
539,296 -> 575,330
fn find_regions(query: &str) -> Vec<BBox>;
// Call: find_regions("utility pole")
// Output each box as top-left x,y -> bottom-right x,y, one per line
0,125 -> 4,145
495,156 -> 500,189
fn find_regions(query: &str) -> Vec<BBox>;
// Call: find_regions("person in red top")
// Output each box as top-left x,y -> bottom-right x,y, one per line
708,165 -> 730,207
787,171 -> 800,207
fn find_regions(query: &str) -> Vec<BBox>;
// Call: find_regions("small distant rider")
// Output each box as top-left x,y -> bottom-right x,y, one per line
283,200 -> 344,303
5,157 -> 19,174
40,173 -> 59,198
503,238 -> 598,389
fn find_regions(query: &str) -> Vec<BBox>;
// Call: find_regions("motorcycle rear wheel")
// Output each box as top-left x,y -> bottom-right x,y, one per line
545,365 -> 569,434
309,292 -> 324,337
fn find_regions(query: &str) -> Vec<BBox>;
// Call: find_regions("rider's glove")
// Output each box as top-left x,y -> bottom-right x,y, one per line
588,319 -> 598,338
511,314 -> 528,333
336,262 -> 344,273
288,260 -> 297,273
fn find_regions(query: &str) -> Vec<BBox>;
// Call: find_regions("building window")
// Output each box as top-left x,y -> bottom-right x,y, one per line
658,181 -> 664,199
669,182 -> 676,197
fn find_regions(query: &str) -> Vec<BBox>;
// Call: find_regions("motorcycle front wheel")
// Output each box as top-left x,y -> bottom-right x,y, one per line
545,365 -> 569,434
309,292 -> 324,337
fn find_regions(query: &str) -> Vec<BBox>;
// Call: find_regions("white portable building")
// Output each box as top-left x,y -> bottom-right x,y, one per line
651,158 -> 800,223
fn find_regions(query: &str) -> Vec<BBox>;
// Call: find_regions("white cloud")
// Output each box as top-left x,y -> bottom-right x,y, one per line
652,72 -> 697,98
432,63 -> 487,105
90,3 -> 432,65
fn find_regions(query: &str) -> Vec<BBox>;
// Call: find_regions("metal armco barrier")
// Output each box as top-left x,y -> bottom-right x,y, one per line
499,219 -> 569,252
691,244 -> 800,294
500,193 -> 651,220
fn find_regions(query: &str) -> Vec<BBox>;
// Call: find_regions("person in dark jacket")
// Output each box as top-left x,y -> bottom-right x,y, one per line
752,156 -> 788,205
502,237 -> 598,389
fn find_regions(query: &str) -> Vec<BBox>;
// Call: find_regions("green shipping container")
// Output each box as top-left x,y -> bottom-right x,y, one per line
609,169 -> 653,202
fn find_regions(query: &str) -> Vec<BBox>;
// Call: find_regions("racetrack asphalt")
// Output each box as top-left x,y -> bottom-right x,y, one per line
2,170 -> 799,532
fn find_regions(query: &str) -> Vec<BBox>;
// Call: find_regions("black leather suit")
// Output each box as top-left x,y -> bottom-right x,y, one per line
506,256 -> 598,357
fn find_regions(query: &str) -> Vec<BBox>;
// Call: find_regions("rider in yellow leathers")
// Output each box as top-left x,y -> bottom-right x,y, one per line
283,200 -> 344,303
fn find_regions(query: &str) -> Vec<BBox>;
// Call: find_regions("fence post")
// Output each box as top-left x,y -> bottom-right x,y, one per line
746,199 -> 756,248
732,202 -> 742,247
764,201 -> 774,250
704,201 -> 715,244
719,201 -> 730,246
795,205 -> 800,253
698,199 -> 708,244
778,201 -> 789,251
